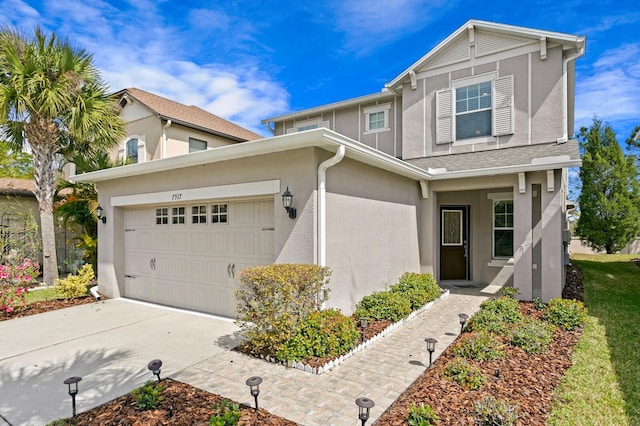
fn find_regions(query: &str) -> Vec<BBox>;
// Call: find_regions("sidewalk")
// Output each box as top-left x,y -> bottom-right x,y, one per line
174,285 -> 491,425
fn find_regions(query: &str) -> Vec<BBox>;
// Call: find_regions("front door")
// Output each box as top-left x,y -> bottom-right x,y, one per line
440,206 -> 469,280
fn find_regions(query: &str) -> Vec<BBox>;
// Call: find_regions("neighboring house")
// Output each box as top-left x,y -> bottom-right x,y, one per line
74,20 -> 585,317
0,178 -> 77,271
112,87 -> 263,164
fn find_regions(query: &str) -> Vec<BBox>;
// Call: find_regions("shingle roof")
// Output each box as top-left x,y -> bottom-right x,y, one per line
407,139 -> 580,172
0,178 -> 36,196
118,88 -> 263,142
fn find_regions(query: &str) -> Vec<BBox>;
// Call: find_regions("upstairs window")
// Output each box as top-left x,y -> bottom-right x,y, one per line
189,138 -> 207,153
436,74 -> 513,144
126,138 -> 138,163
456,81 -> 492,140
363,104 -> 391,134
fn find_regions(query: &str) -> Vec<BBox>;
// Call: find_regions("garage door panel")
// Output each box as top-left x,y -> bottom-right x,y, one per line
124,199 -> 274,317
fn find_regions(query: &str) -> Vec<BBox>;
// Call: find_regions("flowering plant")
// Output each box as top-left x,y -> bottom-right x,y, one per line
0,259 -> 39,314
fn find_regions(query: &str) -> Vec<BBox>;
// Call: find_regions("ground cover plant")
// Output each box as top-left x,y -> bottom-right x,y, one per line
375,282 -> 587,425
548,254 -> 640,425
47,379 -> 296,426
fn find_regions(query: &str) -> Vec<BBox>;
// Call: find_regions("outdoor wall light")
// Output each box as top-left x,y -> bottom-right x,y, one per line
96,204 -> 107,224
281,187 -> 297,219
246,376 -> 262,411
359,317 -> 369,343
147,359 -> 163,382
458,313 -> 469,334
425,337 -> 437,367
63,376 -> 82,417
355,397 -> 375,426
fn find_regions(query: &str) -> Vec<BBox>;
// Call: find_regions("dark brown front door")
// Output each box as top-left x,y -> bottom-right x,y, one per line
440,206 -> 469,280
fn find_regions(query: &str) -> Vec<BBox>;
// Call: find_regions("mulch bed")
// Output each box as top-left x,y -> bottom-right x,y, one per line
562,263 -> 584,301
58,379 -> 297,425
0,296 -> 95,322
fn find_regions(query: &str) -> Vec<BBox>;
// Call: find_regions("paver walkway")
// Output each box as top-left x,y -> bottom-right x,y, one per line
174,284 -> 492,425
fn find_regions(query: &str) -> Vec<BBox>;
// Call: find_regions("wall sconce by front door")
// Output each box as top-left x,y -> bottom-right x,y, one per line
282,187 -> 297,219
96,205 -> 107,224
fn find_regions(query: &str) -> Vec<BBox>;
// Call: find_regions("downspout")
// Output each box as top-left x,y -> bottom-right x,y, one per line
317,145 -> 346,268
556,45 -> 585,143
162,120 -> 172,159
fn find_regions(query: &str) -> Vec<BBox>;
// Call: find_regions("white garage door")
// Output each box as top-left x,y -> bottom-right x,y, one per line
123,199 -> 274,317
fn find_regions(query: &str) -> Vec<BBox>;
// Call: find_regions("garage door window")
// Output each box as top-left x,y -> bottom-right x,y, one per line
172,206 -> 186,225
211,203 -> 228,224
155,208 -> 169,225
192,205 -> 207,224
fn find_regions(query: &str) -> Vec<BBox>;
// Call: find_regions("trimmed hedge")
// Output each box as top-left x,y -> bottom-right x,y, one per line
276,309 -> 359,362
354,291 -> 412,322
390,272 -> 441,310
467,296 -> 522,334
543,298 -> 587,331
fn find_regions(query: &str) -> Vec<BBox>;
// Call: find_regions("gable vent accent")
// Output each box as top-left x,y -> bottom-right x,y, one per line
286,120 -> 330,134
493,75 -> 514,136
476,31 -> 534,57
436,88 -> 453,144
423,38 -> 470,71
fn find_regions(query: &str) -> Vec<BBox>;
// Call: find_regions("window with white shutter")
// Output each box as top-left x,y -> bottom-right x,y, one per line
436,74 -> 514,144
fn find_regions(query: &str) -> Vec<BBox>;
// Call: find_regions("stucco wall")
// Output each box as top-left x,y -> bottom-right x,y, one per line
116,115 -> 162,163
325,157 -> 421,313
165,125 -> 236,158
402,46 -> 565,160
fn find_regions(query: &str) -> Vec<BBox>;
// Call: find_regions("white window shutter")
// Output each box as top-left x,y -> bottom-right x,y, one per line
493,75 -> 514,136
436,88 -> 453,144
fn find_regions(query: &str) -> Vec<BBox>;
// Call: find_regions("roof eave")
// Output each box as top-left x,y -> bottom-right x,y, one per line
156,115 -> 250,142
71,128 -> 432,184
428,159 -> 582,181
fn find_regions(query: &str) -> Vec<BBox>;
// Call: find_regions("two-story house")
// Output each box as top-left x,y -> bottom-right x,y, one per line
113,87 -> 263,163
74,20 -> 585,317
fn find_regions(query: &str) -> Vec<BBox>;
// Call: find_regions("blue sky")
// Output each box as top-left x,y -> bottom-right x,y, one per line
1,0 -> 639,144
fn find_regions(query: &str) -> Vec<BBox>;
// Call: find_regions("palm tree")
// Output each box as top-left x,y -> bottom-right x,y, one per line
0,27 -> 124,285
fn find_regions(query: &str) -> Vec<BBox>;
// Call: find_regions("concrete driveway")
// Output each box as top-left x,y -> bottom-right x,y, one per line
0,299 -> 240,426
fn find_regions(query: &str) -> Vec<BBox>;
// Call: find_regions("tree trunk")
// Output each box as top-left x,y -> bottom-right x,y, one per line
26,119 -> 60,285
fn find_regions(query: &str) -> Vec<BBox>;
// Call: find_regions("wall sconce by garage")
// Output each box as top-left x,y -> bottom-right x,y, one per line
96,205 -> 107,224
281,186 -> 297,219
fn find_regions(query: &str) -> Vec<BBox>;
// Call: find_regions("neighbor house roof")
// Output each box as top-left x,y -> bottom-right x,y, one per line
408,139 -> 581,179
116,88 -> 264,142
0,178 -> 36,196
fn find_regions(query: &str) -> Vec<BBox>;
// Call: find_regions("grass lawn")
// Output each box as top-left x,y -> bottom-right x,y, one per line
24,286 -> 65,303
548,254 -> 640,425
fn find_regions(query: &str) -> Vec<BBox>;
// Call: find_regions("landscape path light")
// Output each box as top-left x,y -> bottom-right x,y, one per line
359,317 -> 369,343
147,359 -> 163,382
63,376 -> 82,417
246,376 -> 262,411
355,396 -> 375,426
458,313 -> 469,334
425,337 -> 437,367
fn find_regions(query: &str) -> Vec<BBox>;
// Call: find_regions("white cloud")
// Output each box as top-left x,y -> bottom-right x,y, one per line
575,43 -> 640,132
329,0 -> 454,54
2,1 -> 290,136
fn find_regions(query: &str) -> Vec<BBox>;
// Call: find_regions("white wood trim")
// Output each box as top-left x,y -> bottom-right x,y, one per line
112,180 -> 280,207
487,191 -> 513,200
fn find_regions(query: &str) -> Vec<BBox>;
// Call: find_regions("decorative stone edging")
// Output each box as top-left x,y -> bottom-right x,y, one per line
248,289 -> 451,375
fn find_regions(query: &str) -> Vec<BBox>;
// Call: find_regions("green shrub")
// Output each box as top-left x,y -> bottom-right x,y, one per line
509,318 -> 555,354
407,403 -> 440,425
467,297 -> 522,334
54,264 -> 93,298
277,309 -> 359,362
354,291 -> 412,322
443,358 -> 486,390
209,398 -> 241,426
235,264 -> 331,355
390,272 -> 441,310
532,297 -> 546,311
543,298 -> 588,330
474,396 -> 519,425
131,381 -> 164,411
452,331 -> 505,360
501,286 -> 519,299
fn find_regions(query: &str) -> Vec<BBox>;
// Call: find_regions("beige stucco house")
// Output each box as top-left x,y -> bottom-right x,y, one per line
74,20 -> 585,317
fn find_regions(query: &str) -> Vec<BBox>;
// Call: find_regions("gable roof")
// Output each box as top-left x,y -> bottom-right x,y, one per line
116,88 -> 263,142
386,20 -> 585,90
